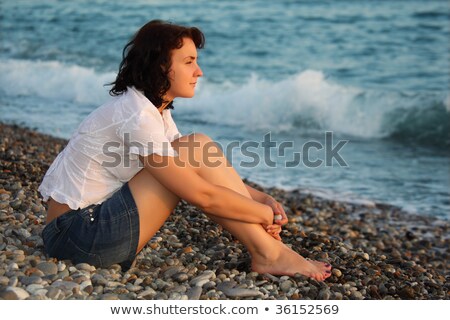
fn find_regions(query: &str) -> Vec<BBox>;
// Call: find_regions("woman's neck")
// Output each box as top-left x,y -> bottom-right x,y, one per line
158,99 -> 172,114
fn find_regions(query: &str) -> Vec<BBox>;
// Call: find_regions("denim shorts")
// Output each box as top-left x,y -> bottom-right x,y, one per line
41,183 -> 140,270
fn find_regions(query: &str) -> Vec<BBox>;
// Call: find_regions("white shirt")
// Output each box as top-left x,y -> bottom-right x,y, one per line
38,86 -> 182,210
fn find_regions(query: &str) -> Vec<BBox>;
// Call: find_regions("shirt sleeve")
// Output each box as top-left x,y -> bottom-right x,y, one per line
119,108 -> 178,158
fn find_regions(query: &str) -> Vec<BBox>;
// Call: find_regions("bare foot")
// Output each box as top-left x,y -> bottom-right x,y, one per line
251,242 -> 332,281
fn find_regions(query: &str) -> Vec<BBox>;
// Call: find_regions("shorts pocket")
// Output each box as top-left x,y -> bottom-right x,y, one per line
66,237 -> 102,267
42,211 -> 77,256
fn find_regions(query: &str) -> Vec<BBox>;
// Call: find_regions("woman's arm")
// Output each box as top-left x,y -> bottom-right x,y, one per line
140,154 -> 274,225
245,183 -> 288,226
245,183 -> 271,203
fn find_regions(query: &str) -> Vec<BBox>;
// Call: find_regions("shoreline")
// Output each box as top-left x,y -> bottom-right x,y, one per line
0,122 -> 448,300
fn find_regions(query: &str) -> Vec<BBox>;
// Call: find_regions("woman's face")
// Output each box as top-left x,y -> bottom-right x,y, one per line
165,37 -> 203,101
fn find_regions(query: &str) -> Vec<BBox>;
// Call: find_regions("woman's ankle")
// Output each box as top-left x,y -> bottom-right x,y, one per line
250,240 -> 283,264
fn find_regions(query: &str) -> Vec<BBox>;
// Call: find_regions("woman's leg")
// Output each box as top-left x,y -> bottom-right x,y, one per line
128,133 -> 331,280
128,165 -> 180,253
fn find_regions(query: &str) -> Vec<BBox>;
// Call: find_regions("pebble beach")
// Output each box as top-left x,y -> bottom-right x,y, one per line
0,122 -> 448,300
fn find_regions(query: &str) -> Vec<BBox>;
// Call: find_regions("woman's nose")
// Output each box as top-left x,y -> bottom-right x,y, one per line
195,65 -> 203,77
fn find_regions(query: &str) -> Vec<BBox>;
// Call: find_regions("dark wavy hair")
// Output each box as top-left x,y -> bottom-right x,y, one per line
109,20 -> 205,109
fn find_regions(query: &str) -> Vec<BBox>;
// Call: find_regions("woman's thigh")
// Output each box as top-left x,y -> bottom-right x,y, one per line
128,165 -> 180,253
128,132 -> 249,253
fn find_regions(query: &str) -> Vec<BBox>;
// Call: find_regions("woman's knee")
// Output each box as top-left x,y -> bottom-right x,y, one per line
172,133 -> 217,155
172,132 -> 213,147
171,133 -> 225,170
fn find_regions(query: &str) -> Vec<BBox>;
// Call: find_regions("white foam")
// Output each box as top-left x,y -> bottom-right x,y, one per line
0,59 -> 114,105
1,59 -> 447,141
178,70 -> 408,139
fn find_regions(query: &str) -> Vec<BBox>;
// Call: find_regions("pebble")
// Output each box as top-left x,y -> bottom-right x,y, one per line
189,270 -> 215,287
20,276 -> 43,286
280,280 -> 294,293
332,269 -> 342,277
187,286 -> 203,300
51,281 -> 80,291
351,291 -> 364,300
217,282 -> 263,298
318,288 -> 331,300
173,272 -> 189,283
0,286 -> 30,300
46,287 -> 63,299
37,262 -> 58,275
0,276 -> 9,286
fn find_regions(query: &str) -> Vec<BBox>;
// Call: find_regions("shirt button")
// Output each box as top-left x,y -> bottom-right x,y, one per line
88,208 -> 93,213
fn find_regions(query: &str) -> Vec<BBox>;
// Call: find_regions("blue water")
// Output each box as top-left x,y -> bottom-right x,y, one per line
1,0 -> 449,218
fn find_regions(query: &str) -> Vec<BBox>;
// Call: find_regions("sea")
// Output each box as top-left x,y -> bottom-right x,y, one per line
0,0 -> 449,218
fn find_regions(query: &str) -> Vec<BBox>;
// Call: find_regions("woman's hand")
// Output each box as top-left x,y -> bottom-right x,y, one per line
262,223 -> 282,241
260,196 -> 287,241
264,196 -> 288,225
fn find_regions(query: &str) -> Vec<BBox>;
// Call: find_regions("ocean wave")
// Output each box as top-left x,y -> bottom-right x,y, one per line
0,58 -> 114,105
1,58 -> 448,147
181,71 -> 450,147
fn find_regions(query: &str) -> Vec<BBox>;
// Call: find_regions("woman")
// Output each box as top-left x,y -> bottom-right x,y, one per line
39,20 -> 332,281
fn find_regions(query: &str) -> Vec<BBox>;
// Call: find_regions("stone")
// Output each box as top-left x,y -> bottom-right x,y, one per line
100,294 -> 121,300
332,269 -> 342,277
0,201 -> 9,209
154,292 -> 168,300
37,262 -> 58,275
351,291 -> 364,300
173,272 -> 189,283
187,286 -> 202,300
91,274 -> 108,286
398,286 -> 415,299
75,263 -> 95,272
50,280 -> 80,291
8,276 -> 19,287
0,276 -> 9,286
20,276 -> 43,286
137,288 -> 156,299
7,262 -> 19,272
125,283 -> 143,292
0,286 -> 30,300
318,288 -> 331,300
280,280 -> 294,293
217,282 -> 263,298
26,284 -> 45,295
80,280 -> 93,291
189,270 -> 216,287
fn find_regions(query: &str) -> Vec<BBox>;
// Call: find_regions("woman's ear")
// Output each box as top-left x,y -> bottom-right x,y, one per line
166,69 -> 175,81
